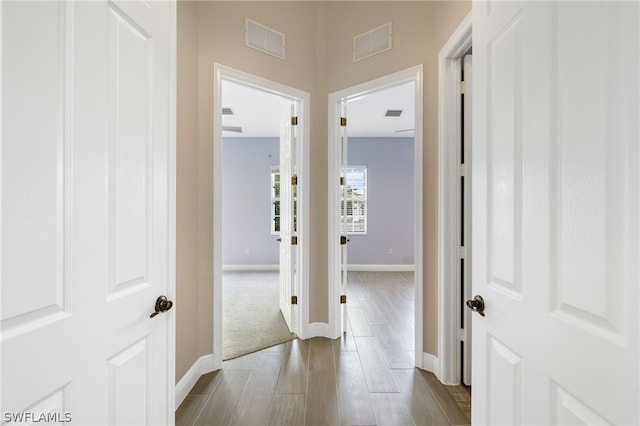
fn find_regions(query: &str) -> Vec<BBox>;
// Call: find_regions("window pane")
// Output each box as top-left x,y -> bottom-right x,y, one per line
340,165 -> 367,235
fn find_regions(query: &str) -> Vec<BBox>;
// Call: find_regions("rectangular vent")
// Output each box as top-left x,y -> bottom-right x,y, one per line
385,109 -> 403,117
222,126 -> 243,133
222,107 -> 234,115
353,22 -> 392,62
245,18 -> 285,60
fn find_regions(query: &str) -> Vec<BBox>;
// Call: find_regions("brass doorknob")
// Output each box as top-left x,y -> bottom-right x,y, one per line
150,295 -> 173,318
466,295 -> 485,317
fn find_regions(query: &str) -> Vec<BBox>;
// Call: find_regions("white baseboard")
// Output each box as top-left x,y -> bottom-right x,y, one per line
302,322 -> 335,340
222,264 -> 279,271
175,353 -> 216,410
222,264 -> 415,272
348,264 -> 415,272
422,352 -> 439,376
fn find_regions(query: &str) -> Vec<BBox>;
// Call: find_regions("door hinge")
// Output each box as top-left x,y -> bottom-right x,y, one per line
340,176 -> 345,186
458,246 -> 466,259
291,174 -> 298,185
340,295 -> 347,304
291,295 -> 298,305
340,235 -> 349,245
459,81 -> 466,95
340,117 -> 347,127
459,164 -> 466,177
291,116 -> 298,126
291,236 -> 298,245
458,329 -> 466,341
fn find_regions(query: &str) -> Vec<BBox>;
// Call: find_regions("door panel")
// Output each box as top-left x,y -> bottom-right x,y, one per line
487,12 -> 522,298
487,336 -> 522,425
107,338 -> 150,425
473,1 -> 638,424
1,0 -> 69,333
279,106 -> 295,331
108,2 -> 153,297
1,1 -> 174,423
552,2 -> 626,339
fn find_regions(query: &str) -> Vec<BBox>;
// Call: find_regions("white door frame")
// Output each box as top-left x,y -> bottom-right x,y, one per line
437,12 -> 472,385
212,64 -> 310,368
327,65 -> 425,367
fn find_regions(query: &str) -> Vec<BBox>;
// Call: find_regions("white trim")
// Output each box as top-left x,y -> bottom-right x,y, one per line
327,66 -> 424,367
213,64 -> 310,368
222,264 -> 280,271
347,264 -> 414,272
437,12 -> 472,386
175,354 -> 216,410
167,2 -> 177,422
421,353 -> 440,377
300,322 -> 333,340
221,264 -> 414,272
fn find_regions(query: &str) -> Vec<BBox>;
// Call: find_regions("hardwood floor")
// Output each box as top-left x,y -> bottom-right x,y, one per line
176,272 -> 470,426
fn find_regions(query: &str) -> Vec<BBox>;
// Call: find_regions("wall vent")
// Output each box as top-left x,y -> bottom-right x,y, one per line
385,109 -> 403,117
222,107 -> 234,115
245,18 -> 285,60
222,126 -> 243,133
353,22 -> 392,62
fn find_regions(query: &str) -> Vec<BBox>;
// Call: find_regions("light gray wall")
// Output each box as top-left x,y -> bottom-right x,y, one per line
348,137 -> 414,265
222,136 -> 414,266
222,137 -> 279,265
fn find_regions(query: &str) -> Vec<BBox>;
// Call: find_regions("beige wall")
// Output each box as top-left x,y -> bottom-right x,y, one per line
176,0 -> 201,381
176,0 -> 471,383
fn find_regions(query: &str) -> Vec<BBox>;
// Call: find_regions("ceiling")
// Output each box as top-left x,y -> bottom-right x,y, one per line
221,79 -> 415,138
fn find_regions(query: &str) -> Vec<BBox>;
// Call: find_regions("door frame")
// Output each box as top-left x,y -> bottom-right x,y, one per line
327,65 -> 425,367
437,12 -> 472,385
212,64 -> 310,368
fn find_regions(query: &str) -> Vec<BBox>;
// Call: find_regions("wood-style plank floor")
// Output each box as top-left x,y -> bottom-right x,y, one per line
176,271 -> 470,426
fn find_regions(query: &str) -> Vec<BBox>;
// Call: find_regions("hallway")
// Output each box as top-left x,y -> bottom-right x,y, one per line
176,272 -> 470,425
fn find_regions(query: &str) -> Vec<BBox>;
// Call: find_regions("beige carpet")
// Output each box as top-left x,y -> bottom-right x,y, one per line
223,271 -> 295,360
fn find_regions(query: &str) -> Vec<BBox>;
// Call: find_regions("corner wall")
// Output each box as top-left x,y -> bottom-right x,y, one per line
176,0 -> 201,382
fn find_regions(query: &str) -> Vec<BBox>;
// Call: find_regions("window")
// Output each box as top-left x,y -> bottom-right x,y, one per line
271,166 -> 280,234
271,166 -> 297,235
271,166 -> 366,235
341,166 -> 367,234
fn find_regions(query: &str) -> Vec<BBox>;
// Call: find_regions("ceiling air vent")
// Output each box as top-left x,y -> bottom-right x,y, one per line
245,18 -> 285,60
385,109 -> 403,117
353,22 -> 392,62
222,107 -> 234,115
222,126 -> 243,133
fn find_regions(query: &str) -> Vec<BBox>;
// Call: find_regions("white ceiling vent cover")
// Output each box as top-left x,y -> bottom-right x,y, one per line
245,18 -> 285,60
353,22 -> 392,62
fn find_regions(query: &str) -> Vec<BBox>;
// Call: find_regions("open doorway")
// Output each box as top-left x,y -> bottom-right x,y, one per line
328,66 -> 425,367
212,65 -> 310,368
220,79 -> 295,360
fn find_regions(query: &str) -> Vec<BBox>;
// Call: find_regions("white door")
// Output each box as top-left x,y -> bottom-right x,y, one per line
1,1 -> 175,424
462,53 -> 473,387
472,1 -> 638,425
339,101 -> 349,334
279,105 -> 296,331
